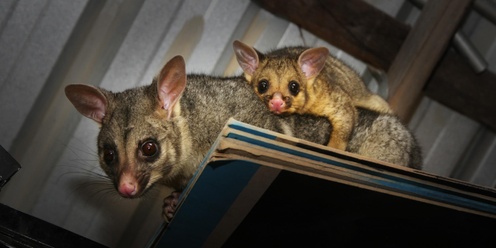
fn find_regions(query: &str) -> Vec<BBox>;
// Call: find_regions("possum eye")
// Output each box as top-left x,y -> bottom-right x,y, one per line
140,140 -> 159,159
257,80 -> 270,94
288,81 -> 300,96
103,146 -> 116,165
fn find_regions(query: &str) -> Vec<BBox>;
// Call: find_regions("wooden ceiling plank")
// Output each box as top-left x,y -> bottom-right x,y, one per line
250,0 -> 409,70
386,0 -> 473,122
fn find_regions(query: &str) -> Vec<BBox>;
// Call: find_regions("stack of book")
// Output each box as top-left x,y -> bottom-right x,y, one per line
151,119 -> 496,247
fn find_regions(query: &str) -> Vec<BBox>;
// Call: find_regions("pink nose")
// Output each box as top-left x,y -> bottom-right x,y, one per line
269,93 -> 285,114
118,181 -> 137,197
270,98 -> 284,112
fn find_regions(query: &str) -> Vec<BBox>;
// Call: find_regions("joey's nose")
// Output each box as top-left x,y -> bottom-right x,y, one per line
270,98 -> 284,111
269,93 -> 285,114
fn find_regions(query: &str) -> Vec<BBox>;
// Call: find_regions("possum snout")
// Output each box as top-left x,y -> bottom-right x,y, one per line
118,172 -> 139,198
269,93 -> 286,114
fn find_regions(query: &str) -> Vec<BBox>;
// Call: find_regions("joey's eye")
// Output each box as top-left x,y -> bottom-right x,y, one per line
103,147 -> 116,165
258,80 -> 270,94
140,140 -> 159,158
288,81 -> 300,96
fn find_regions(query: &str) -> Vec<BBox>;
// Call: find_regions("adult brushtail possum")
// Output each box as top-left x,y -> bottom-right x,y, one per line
233,40 -> 392,151
65,55 -> 421,220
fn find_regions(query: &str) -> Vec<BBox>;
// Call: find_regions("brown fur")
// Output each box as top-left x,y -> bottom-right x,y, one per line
233,41 -> 392,150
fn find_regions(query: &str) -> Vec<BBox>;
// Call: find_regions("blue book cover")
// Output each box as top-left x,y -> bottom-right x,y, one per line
150,119 -> 496,247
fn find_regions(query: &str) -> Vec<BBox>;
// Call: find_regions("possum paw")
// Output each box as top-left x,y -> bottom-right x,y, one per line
162,191 -> 181,223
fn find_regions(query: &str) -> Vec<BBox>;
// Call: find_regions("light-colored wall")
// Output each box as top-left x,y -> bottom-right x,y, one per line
1,0 -> 495,247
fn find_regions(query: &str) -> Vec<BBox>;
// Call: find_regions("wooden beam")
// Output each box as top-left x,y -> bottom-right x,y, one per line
251,0 -> 409,70
425,50 -> 496,130
387,0 -> 473,122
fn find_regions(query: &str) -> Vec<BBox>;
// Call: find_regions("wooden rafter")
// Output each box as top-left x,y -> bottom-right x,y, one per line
387,0 -> 473,121
251,0 -> 408,70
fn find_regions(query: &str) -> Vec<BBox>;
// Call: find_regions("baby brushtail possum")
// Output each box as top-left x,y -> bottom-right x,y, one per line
233,40 -> 392,151
65,56 -> 421,219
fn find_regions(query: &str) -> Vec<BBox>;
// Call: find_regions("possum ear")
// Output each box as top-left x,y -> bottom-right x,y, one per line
65,84 -> 108,124
233,40 -> 260,81
157,55 -> 186,119
298,47 -> 329,79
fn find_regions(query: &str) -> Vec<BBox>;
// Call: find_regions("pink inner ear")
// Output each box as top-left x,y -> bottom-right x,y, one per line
157,56 -> 186,119
233,40 -> 259,76
300,63 -> 317,78
84,96 -> 107,122
239,51 -> 258,75
298,47 -> 329,79
65,84 -> 108,124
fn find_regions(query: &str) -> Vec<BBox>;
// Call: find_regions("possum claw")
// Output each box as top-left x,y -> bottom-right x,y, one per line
162,191 -> 181,223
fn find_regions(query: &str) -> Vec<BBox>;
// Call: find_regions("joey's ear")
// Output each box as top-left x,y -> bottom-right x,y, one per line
298,47 -> 329,79
233,40 -> 260,80
65,84 -> 108,124
157,55 -> 186,119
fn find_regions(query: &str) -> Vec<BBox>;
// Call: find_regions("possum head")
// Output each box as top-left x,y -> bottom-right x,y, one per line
233,40 -> 328,115
65,56 -> 188,198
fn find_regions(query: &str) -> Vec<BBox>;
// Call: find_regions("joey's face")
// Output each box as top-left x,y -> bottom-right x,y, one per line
250,59 -> 308,115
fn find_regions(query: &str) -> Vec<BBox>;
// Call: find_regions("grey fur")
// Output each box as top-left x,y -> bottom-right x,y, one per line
65,66 -> 422,196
